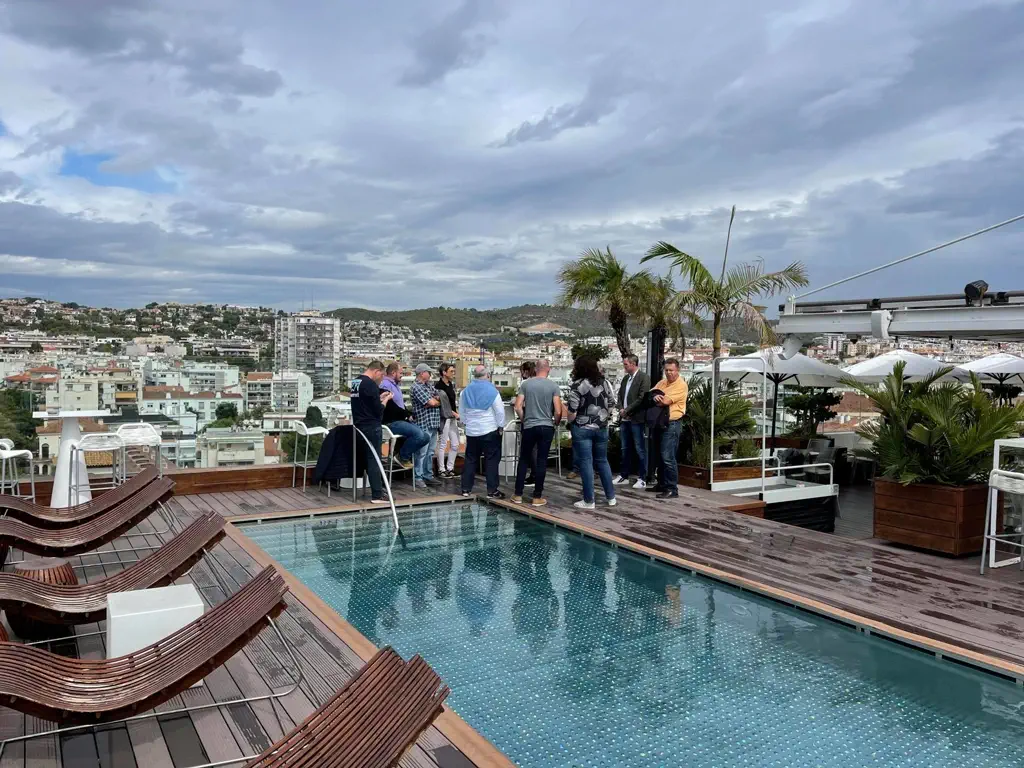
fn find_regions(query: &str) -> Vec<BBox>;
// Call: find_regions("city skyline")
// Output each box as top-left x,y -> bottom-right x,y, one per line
1,1 -> 1024,309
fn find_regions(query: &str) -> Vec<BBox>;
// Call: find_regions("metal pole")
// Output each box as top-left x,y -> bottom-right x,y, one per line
351,423 -> 357,502
710,357 -> 718,486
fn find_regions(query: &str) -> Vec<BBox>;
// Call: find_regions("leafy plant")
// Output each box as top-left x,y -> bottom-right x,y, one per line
731,437 -> 761,460
556,246 -> 650,357
844,361 -> 1024,486
682,377 -> 756,467
785,387 -> 841,439
641,241 -> 808,358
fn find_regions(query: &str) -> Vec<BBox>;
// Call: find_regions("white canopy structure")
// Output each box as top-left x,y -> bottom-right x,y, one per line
959,353 -> 1024,385
700,348 -> 848,388
699,349 -> 848,439
842,349 -> 968,383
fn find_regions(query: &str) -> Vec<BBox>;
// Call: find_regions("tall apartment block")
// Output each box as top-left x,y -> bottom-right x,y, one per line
274,311 -> 341,397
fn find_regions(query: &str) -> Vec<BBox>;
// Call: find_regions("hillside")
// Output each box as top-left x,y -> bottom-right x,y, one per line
327,304 -> 765,343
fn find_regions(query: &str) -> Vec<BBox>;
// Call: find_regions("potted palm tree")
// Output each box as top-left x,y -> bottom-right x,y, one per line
845,362 -> 1024,555
677,378 -> 759,489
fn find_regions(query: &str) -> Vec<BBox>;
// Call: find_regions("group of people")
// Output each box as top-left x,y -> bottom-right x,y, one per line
347,353 -> 689,509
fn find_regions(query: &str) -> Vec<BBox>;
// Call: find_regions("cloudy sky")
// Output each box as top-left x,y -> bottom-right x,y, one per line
1,0 -> 1023,311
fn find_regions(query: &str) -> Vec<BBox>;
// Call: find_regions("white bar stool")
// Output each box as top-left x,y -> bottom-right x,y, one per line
292,421 -> 328,492
0,438 -> 36,503
115,423 -> 164,477
69,433 -> 126,505
980,468 -> 1024,574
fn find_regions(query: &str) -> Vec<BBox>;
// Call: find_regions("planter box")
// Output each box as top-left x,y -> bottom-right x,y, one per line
678,463 -> 763,491
873,479 -> 989,556
755,437 -> 809,450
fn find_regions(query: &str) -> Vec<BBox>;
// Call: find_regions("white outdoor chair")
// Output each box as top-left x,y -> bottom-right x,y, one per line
69,433 -> 126,504
292,421 -> 328,492
0,438 -> 35,503
980,468 -> 1024,574
115,422 -> 164,477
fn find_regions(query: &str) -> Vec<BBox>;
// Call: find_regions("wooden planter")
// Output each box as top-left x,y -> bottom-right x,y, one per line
873,479 -> 989,556
678,463 -> 763,491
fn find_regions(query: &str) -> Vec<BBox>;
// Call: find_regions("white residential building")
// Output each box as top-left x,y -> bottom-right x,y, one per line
139,387 -> 244,429
198,428 -> 266,468
274,311 -> 341,397
190,338 -> 261,360
244,370 -> 313,414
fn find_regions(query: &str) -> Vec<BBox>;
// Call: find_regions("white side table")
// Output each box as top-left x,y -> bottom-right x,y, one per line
107,584 -> 206,685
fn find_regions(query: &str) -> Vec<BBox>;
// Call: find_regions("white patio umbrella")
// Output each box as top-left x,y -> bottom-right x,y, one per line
959,353 -> 1024,385
842,349 -> 969,384
697,348 -> 848,438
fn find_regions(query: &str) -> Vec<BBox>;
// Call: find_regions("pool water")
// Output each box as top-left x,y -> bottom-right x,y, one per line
244,504 -> 1024,767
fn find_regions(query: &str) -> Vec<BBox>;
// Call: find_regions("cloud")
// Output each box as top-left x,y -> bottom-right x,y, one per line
0,0 -> 1023,312
398,0 -> 492,87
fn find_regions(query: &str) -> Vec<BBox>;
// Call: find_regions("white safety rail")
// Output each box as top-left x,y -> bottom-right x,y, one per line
709,355 -> 768,498
351,425 -> 401,533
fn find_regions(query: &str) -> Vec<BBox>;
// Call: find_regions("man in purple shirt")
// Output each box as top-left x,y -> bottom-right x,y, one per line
381,362 -> 430,469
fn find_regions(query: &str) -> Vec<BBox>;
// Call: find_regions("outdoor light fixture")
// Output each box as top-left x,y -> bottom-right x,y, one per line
964,280 -> 989,306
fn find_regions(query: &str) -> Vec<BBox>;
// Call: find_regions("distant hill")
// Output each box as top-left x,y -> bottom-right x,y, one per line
326,304 -> 764,343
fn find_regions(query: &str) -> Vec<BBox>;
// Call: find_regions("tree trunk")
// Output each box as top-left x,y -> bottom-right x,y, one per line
712,313 -> 723,359
609,303 -> 631,357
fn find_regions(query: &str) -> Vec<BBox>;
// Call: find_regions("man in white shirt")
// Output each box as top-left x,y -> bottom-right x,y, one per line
459,365 -> 507,499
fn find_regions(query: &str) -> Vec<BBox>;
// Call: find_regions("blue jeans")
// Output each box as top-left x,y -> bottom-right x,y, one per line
618,421 -> 647,479
657,419 -> 683,493
416,429 -> 439,480
571,425 -> 615,504
387,420 -> 429,461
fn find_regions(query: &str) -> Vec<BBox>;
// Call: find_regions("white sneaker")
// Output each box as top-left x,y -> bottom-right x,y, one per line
608,498 -> 617,507
612,475 -> 629,486
632,479 -> 647,489
573,500 -> 596,509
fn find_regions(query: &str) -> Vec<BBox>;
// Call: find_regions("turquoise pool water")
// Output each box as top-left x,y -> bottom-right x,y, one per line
243,504 -> 1024,767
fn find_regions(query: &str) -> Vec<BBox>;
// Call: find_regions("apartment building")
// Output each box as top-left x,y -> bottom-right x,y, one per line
139,387 -> 244,429
198,427 -> 266,468
274,311 -> 341,397
244,370 -> 313,413
190,338 -> 261,360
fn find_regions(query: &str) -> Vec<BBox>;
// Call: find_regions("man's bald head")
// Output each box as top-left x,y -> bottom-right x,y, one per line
473,365 -> 489,379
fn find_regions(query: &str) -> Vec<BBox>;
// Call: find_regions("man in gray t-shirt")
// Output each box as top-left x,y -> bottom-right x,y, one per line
513,360 -> 563,505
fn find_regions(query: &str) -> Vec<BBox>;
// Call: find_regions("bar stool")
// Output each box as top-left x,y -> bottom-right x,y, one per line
69,433 -> 126,505
115,423 -> 164,477
292,421 -> 328,492
0,438 -> 36,503
980,468 -> 1024,574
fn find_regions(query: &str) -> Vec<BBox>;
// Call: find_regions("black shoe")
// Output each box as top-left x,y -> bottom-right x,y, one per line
656,491 -> 679,499
645,485 -> 665,493
523,476 -> 536,486
423,478 -> 442,488
487,490 -> 506,500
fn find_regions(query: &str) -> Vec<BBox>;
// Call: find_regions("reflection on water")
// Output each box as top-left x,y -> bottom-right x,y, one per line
246,504 -> 1024,768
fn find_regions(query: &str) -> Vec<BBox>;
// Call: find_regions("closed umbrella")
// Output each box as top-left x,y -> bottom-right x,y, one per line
842,349 -> 969,384
697,348 -> 847,439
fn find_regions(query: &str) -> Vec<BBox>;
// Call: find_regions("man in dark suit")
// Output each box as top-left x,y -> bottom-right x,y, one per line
613,354 -> 651,489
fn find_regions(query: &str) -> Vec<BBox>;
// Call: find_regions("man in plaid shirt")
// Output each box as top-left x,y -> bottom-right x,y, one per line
410,363 -> 442,487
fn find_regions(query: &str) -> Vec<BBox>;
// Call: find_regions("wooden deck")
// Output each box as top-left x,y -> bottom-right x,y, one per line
6,465 -> 1024,766
0,478 -> 508,768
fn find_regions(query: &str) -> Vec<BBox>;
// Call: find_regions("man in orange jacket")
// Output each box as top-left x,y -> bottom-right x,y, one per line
649,357 -> 688,499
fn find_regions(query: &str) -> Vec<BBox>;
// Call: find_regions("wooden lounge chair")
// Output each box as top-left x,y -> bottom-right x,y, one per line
244,646 -> 449,768
0,564 -> 288,725
0,466 -> 161,528
0,475 -> 174,568
0,511 -> 226,626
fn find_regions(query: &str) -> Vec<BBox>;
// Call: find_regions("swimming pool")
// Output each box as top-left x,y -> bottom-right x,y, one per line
243,503 -> 1024,767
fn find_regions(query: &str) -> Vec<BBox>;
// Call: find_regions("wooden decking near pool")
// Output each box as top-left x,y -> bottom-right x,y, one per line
5,463 -> 1024,767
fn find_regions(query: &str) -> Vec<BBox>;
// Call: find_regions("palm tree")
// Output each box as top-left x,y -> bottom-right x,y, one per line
626,273 -> 700,358
556,246 -> 647,357
641,242 -> 808,358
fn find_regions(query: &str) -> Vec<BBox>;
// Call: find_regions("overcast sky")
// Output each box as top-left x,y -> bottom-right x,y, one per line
1,0 -> 1023,311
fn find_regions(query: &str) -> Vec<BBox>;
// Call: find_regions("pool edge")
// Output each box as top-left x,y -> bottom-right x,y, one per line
223,519 -> 519,768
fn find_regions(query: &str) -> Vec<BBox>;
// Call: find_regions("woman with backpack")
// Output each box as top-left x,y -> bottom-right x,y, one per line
565,355 -> 617,509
